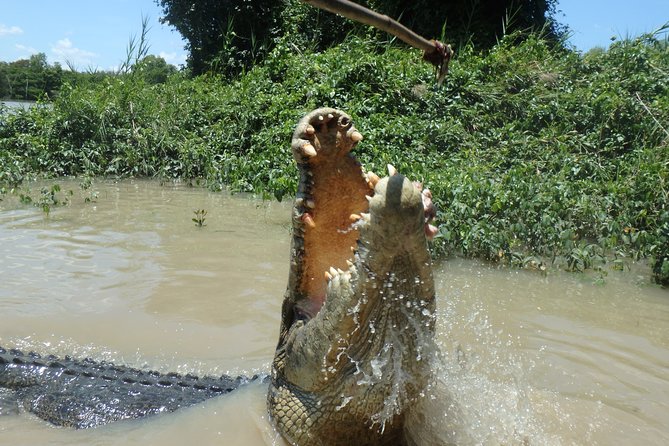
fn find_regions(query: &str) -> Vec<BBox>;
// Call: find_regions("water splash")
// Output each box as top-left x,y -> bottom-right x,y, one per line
401,275 -> 603,445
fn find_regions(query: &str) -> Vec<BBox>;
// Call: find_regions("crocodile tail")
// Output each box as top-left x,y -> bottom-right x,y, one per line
0,346 -> 255,428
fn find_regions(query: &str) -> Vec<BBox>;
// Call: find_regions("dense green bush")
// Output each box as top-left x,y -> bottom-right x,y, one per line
1,31 -> 667,278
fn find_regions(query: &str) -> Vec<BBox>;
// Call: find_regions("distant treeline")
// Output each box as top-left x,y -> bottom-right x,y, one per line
0,53 -> 177,101
0,54 -> 64,100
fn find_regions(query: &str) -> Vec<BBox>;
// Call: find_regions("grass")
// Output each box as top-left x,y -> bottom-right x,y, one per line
1,31 -> 668,284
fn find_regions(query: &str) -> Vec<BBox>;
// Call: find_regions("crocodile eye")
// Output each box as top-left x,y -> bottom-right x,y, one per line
294,307 -> 309,322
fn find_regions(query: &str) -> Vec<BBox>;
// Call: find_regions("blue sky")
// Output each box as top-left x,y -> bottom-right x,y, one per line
559,0 -> 668,49
0,0 -> 186,70
1,1 -> 668,70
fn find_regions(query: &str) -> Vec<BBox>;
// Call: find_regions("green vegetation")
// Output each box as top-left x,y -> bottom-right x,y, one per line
192,209 -> 208,227
1,49 -> 176,101
0,53 -> 64,100
12,183 -> 72,216
1,28 -> 668,284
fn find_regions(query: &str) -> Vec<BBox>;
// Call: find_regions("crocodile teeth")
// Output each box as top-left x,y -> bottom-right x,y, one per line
346,259 -> 354,267
329,267 -> 339,277
426,224 -> 439,240
325,271 -> 332,281
387,164 -> 398,176
336,268 -> 345,275
306,125 -> 315,136
350,131 -> 363,142
365,172 -> 380,188
302,143 -> 317,158
360,213 -> 370,222
302,213 -> 316,228
305,199 -> 315,209
349,213 -> 362,222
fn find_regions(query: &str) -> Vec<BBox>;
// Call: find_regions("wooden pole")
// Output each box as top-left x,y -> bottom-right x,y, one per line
301,0 -> 453,83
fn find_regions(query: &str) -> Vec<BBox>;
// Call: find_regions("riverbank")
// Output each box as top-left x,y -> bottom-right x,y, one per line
0,33 -> 667,283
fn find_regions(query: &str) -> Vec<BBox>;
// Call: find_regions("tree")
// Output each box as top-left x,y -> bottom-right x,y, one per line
28,53 -> 48,71
25,53 -> 49,99
367,0 -> 564,47
156,0 -> 565,76
0,62 -> 11,98
157,0 -> 278,76
132,55 -> 178,84
0,53 -> 63,100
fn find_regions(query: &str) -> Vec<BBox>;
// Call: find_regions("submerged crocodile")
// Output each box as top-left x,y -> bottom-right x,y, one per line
0,108 -> 437,445
0,347 -> 248,427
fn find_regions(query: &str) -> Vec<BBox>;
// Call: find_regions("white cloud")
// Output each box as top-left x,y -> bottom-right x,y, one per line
0,24 -> 23,36
15,43 -> 38,54
159,51 -> 187,66
50,38 -> 98,68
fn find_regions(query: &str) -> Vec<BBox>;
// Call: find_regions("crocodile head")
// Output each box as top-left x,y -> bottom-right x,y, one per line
269,108 -> 437,446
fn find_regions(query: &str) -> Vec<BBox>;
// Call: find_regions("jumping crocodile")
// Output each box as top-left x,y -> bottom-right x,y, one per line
0,108 -> 437,445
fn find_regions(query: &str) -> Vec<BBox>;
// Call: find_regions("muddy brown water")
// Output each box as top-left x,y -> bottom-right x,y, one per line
1,180 -> 667,445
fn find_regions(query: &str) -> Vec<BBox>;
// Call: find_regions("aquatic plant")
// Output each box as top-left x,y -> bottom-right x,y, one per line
37,184 -> 70,216
192,209 -> 207,227
78,176 -> 98,203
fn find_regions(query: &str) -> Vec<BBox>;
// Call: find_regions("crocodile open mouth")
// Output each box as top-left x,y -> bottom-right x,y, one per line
288,108 -> 370,321
286,107 -> 437,324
